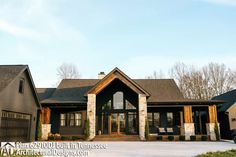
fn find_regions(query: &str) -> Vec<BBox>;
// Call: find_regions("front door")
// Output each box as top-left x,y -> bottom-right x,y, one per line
111,113 -> 125,134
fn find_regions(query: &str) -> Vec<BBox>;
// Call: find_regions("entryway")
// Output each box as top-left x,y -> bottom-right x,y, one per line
111,113 -> 125,134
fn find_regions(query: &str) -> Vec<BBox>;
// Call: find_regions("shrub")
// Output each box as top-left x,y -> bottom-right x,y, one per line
84,118 -> 90,140
37,115 -> 42,141
157,135 -> 163,141
214,122 -> 220,140
168,135 -> 174,141
190,135 -> 196,141
72,136 -> 81,141
201,135 -> 208,141
54,134 -> 61,140
179,135 -> 185,141
145,119 -> 150,140
61,136 -> 71,141
48,134 -> 55,141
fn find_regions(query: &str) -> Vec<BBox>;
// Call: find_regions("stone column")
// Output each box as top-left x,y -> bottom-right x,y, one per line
87,94 -> 96,140
206,105 -> 219,140
183,106 -> 195,140
138,94 -> 147,140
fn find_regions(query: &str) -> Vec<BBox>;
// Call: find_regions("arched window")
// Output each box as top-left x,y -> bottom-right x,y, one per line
113,91 -> 124,109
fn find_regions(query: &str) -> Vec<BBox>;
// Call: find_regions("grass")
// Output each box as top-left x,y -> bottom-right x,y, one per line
196,149 -> 236,157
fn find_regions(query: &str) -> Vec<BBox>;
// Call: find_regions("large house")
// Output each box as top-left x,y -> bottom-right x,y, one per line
0,65 -> 41,142
37,68 -> 222,141
212,90 -> 236,139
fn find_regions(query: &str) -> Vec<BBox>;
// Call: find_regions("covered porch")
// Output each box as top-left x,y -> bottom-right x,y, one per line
147,100 -> 221,140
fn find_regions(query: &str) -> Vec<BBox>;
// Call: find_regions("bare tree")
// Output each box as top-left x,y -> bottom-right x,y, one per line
170,62 -> 236,100
146,70 -> 165,79
57,63 -> 80,80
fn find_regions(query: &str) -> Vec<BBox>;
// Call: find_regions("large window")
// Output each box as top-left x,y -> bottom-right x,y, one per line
167,112 -> 173,127
113,91 -> 124,109
19,79 -> 25,94
148,112 -> 160,127
60,112 -> 82,127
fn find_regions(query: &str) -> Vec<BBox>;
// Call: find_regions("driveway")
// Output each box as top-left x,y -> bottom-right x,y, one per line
88,141 -> 236,157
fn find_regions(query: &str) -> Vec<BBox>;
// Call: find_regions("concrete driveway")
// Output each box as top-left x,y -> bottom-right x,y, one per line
88,141 -> 236,157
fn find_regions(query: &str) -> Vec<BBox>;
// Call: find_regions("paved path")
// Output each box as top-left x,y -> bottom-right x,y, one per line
88,141 -> 236,157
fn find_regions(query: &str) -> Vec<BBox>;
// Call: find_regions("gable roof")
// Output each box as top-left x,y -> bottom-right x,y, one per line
0,65 -> 41,108
212,89 -> 236,112
38,78 -> 184,104
87,68 -> 150,96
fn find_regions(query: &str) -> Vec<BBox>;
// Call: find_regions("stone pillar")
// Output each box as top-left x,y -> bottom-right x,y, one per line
87,94 -> 96,140
42,124 -> 51,140
183,106 -> 195,140
138,94 -> 147,140
207,105 -> 219,140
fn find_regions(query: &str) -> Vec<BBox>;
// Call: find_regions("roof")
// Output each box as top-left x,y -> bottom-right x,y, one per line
212,89 -> 236,112
37,88 -> 56,101
0,65 -> 41,108
0,65 -> 27,93
38,78 -> 185,104
87,67 -> 150,96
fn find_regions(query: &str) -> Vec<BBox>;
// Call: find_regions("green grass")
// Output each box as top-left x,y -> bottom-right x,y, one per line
196,149 -> 236,157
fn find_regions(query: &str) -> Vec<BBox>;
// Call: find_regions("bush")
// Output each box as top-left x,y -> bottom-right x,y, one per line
48,135 -> 55,141
84,118 -> 90,140
72,136 -> 81,141
37,114 -> 42,141
214,122 -> 220,140
145,119 -> 149,140
190,135 -> 196,141
61,136 -> 71,141
201,135 -> 208,141
157,135 -> 163,141
179,135 -> 185,141
168,135 -> 174,141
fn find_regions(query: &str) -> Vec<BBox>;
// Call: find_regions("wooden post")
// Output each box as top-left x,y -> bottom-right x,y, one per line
208,105 -> 217,123
41,107 -> 51,124
184,106 -> 193,123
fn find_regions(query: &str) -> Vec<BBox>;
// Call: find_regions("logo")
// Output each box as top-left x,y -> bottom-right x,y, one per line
0,142 -> 16,156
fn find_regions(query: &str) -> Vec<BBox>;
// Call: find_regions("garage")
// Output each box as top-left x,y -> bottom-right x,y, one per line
0,111 -> 31,142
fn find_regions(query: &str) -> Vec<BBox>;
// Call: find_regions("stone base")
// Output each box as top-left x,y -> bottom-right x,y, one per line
42,124 -> 51,140
206,123 -> 220,141
184,123 -> 195,140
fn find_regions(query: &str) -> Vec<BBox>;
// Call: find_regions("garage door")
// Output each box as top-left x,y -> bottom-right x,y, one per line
0,111 -> 31,142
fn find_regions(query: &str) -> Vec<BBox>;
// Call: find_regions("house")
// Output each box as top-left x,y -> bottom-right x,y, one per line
37,67 -> 222,141
0,65 -> 41,142
212,89 -> 236,139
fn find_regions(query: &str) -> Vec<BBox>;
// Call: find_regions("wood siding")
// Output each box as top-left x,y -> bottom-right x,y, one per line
184,106 -> 193,123
208,105 -> 217,123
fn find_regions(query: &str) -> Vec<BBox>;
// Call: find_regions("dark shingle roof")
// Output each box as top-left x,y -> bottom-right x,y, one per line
39,79 -> 184,104
36,88 -> 56,101
0,65 -> 27,93
212,89 -> 236,112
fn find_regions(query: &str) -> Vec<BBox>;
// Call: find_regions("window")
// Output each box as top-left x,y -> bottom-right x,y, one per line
113,91 -> 123,109
148,112 -> 153,127
60,114 -> 66,126
19,79 -> 25,94
125,100 -> 136,109
153,112 -> 160,127
102,100 -> 111,110
167,112 -> 173,127
60,112 -> 82,127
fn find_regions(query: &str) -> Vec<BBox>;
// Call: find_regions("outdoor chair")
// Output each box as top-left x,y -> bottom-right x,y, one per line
158,127 -> 166,135
166,128 -> 174,135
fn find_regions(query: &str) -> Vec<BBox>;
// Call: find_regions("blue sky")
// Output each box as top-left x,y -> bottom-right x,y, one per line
0,0 -> 236,87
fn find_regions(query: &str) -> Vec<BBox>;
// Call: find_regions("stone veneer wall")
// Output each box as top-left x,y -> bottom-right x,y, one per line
87,94 -> 96,140
138,94 -> 147,140
184,123 -> 195,140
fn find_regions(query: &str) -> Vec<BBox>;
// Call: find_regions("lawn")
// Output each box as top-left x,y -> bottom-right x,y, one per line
196,149 -> 236,157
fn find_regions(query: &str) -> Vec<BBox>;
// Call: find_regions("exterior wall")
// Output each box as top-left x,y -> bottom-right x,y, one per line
0,71 -> 39,141
227,103 -> 236,130
138,94 -> 147,140
87,94 -> 96,140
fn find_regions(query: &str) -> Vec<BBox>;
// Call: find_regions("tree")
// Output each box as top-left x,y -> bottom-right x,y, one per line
56,63 -> 80,85
146,70 -> 165,79
170,62 -> 236,100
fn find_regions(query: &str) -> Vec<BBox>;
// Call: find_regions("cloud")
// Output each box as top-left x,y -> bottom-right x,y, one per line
198,0 -> 236,6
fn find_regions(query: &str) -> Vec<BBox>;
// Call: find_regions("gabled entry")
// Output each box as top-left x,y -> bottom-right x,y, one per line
86,68 -> 149,140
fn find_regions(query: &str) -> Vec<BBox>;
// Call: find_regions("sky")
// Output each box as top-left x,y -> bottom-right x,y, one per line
0,0 -> 236,87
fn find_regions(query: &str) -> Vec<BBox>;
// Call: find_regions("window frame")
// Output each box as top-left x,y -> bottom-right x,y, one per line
60,112 -> 82,127
19,78 -> 25,94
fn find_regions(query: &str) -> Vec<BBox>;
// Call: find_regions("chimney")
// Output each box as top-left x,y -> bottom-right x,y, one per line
98,72 -> 106,79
